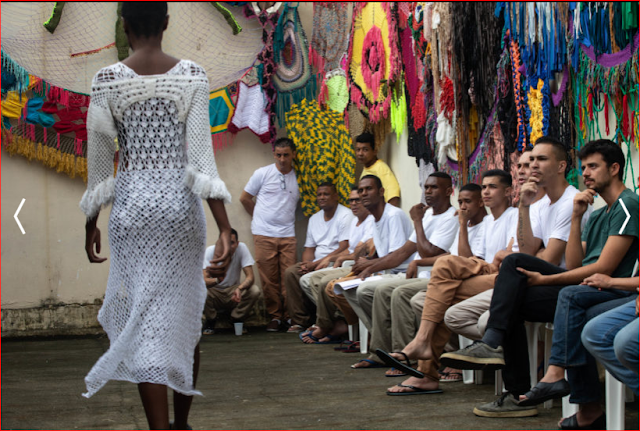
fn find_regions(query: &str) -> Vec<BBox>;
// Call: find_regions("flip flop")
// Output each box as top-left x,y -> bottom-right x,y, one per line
375,349 -> 425,378
350,358 -> 385,369
439,371 -> 463,382
334,340 -> 355,351
386,384 -> 444,396
299,330 -> 319,343
339,342 -> 361,353
385,367 -> 407,378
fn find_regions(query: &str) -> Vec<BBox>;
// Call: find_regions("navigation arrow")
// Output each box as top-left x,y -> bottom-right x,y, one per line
14,198 -> 25,234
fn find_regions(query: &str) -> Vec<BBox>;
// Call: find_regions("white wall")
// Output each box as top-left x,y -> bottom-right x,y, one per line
2,1 -> 637,317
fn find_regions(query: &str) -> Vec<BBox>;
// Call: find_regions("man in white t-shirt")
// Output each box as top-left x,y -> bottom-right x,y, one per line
202,229 -> 261,334
284,182 -> 354,332
358,182 -> 489,373
324,175 -> 413,337
443,150 -> 545,341
240,138 -> 299,332
299,186 -> 375,343
344,172 -> 459,351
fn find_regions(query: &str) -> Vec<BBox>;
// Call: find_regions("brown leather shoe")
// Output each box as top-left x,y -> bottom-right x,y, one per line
266,319 -> 280,332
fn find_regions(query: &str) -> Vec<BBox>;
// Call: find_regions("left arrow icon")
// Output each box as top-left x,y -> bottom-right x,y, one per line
14,198 -> 26,234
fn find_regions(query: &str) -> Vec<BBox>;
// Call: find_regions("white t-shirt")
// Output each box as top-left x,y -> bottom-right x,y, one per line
348,215 -> 375,253
449,220 -> 486,258
481,206 -> 519,264
373,204 -> 414,264
305,204 -> 354,261
244,163 -> 299,238
531,185 -> 592,268
203,242 -> 255,288
409,206 -> 459,260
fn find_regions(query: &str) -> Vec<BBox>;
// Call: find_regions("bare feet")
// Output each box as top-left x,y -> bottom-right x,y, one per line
385,368 -> 406,377
439,367 -> 463,382
351,358 -> 383,368
389,338 -> 433,362
300,327 -> 327,344
386,376 -> 439,394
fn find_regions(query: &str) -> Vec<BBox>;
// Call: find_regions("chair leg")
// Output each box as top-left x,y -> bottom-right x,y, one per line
458,335 -> 475,384
605,371 -> 625,430
494,369 -> 504,396
358,319 -> 368,354
348,324 -> 355,342
562,369 -> 579,418
524,322 -> 542,388
544,324 -> 554,409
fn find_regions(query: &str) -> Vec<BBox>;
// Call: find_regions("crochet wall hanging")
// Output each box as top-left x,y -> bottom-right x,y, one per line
240,1 -> 282,143
348,2 -> 401,124
1,2 -> 264,178
208,83 -> 238,152
285,99 -> 355,217
272,3 -> 317,128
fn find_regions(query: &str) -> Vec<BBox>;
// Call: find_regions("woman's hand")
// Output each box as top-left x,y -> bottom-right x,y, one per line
85,218 -> 107,263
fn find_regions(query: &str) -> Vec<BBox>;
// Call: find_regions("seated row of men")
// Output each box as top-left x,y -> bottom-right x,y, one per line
202,136 -> 638,427
277,137 -> 639,426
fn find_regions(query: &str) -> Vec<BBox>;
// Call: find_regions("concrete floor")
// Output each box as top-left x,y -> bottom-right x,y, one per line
1,329 -> 638,430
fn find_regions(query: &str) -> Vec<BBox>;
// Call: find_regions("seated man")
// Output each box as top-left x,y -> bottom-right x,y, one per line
383,137 -> 589,398
442,139 -> 638,423
377,169 -> 517,389
355,132 -> 401,207
362,182 -> 489,375
346,172 -> 458,338
325,175 -> 413,344
284,182 -> 353,332
300,185 -> 374,343
444,150 -> 545,341
582,276 -> 639,390
202,229 -> 261,334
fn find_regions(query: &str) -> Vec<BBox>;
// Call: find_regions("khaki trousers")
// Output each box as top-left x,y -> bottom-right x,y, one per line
444,289 -> 493,340
325,276 -> 360,326
204,284 -> 262,321
253,235 -> 296,321
284,263 -> 316,326
343,273 -> 405,331
415,255 -> 498,380
311,267 -> 353,329
368,279 -> 428,361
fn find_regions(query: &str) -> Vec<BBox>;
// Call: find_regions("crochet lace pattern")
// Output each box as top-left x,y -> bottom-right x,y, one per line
81,60 -> 230,398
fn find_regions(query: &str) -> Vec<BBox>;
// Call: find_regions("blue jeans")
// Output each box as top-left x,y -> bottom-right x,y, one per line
582,300 -> 639,395
547,284 -> 635,403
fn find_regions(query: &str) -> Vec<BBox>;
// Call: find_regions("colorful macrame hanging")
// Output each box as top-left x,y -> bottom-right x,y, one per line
309,2 -> 350,78
285,99 -> 355,217
208,83 -> 237,152
348,2 -> 401,123
272,3 -> 317,128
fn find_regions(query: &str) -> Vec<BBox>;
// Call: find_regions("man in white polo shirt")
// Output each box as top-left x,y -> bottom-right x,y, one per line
240,138 -> 299,332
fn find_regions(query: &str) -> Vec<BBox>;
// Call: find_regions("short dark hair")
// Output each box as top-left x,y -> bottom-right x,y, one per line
121,2 -> 168,38
230,228 -> 238,241
317,182 -> 337,193
428,172 -> 453,188
577,139 -> 625,181
351,184 -> 360,191
355,133 -> 375,150
459,183 -> 482,194
534,136 -> 568,162
274,137 -> 296,152
360,174 -> 383,189
482,169 -> 512,187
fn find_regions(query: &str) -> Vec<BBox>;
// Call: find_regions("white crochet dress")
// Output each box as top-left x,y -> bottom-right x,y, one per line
80,60 -> 231,398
